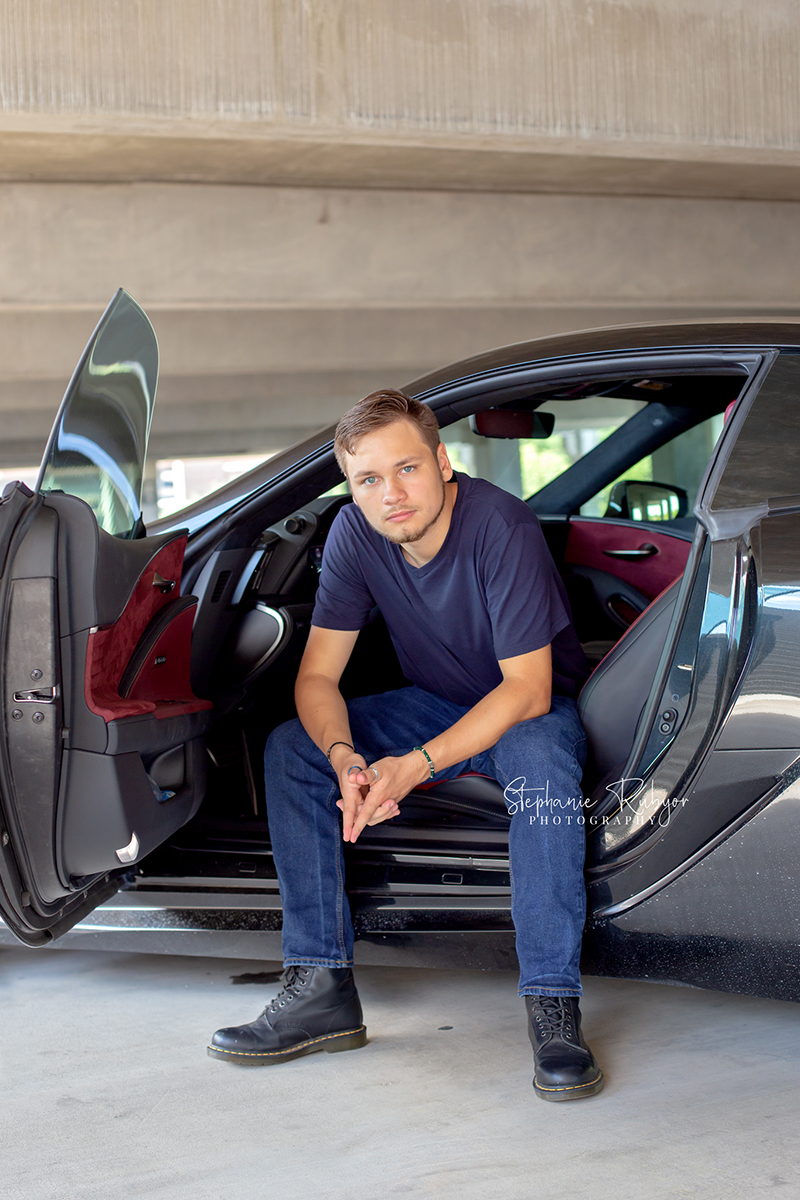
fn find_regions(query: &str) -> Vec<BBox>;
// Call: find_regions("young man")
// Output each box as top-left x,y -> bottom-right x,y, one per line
209,390 -> 603,1101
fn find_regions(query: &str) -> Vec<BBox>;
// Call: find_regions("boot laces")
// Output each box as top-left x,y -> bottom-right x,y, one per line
265,966 -> 312,1013
532,995 -> 575,1038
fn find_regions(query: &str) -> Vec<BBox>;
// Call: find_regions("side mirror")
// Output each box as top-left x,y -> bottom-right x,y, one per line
469,409 -> 555,439
605,479 -> 688,522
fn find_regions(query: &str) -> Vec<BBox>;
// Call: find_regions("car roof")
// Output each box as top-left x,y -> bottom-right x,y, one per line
405,319 -> 800,399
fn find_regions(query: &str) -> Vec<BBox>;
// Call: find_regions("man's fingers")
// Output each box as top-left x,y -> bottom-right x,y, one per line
339,758 -> 407,840
365,801 -> 400,826
347,790 -> 397,841
339,796 -> 393,825
339,775 -> 368,838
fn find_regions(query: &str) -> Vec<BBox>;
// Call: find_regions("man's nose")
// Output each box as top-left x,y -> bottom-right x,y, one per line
382,477 -> 407,504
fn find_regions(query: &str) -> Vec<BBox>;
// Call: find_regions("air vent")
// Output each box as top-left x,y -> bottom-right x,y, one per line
210,570 -> 232,603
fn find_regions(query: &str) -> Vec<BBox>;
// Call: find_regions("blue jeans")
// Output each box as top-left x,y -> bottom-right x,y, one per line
264,687 -> 587,997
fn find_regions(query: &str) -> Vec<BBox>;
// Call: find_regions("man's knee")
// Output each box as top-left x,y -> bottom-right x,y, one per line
493,710 -> 585,812
505,704 -> 584,758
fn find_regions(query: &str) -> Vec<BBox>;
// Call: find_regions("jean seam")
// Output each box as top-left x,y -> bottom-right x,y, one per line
519,987 -> 582,998
327,781 -> 348,962
284,955 -> 352,964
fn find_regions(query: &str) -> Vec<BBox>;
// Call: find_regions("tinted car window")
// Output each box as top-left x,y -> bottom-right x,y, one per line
711,354 -> 800,510
36,290 -> 157,539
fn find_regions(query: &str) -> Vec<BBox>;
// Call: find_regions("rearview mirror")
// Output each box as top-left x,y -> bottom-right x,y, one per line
605,480 -> 688,522
469,409 -> 555,439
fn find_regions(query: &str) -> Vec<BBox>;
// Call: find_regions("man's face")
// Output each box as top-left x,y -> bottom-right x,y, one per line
346,419 -> 453,546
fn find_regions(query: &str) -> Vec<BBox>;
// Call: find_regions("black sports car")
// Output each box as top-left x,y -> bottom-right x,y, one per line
2,290 -> 799,1005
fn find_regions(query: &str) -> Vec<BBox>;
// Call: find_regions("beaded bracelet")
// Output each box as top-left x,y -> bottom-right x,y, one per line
414,745 -> 435,779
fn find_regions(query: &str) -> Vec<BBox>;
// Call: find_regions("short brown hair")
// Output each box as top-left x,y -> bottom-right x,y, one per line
334,389 -> 441,476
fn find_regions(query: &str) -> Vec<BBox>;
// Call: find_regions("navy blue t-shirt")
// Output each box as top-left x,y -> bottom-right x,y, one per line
312,472 -> 588,706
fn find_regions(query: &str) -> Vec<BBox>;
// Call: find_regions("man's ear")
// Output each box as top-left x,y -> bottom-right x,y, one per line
437,442 -> 454,481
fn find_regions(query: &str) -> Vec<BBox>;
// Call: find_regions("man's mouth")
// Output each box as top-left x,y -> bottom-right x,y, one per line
385,509 -> 416,523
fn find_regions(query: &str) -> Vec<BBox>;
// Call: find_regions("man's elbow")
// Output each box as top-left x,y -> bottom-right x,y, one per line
518,683 -> 552,722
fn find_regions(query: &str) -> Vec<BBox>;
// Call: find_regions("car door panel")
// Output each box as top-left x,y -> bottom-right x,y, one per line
564,517 -> 693,601
58,738 -> 207,881
119,595 -> 202,701
3,488 -> 212,897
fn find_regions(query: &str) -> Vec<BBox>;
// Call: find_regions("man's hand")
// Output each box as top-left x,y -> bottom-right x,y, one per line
330,748 -> 392,840
333,749 -> 429,843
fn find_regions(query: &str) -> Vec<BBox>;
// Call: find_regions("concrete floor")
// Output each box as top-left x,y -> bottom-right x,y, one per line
3,949 -> 800,1200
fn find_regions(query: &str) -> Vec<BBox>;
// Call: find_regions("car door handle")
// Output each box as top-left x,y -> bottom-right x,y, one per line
603,543 -> 658,560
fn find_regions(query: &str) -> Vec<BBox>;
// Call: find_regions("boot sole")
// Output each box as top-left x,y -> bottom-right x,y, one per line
207,1025 -> 367,1066
534,1070 -> 604,1101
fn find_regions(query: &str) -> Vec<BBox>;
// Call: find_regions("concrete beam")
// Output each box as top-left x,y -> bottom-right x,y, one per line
9,302 -> 800,394
1,0 -> 800,199
3,121 -> 800,202
4,183 -> 800,315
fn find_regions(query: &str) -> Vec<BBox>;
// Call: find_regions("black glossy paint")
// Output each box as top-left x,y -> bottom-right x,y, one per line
586,773 -> 800,1002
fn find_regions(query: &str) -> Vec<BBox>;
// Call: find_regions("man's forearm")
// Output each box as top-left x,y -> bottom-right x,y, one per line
295,672 -> 355,759
423,677 -> 550,777
342,664 -> 552,841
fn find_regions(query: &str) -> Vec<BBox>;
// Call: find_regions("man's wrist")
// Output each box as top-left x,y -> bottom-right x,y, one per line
407,748 -> 433,786
330,743 -> 363,773
326,739 -> 353,762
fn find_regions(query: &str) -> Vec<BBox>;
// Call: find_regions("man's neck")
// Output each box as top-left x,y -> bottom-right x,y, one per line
400,479 -> 459,568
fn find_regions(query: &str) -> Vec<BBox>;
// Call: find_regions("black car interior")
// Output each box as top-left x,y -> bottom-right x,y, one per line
137,369 -> 748,894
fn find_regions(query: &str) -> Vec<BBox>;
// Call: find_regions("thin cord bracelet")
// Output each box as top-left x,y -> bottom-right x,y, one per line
414,745 -> 435,779
326,740 -> 354,762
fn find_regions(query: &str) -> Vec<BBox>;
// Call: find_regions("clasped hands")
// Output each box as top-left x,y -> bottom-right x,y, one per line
332,747 -> 429,843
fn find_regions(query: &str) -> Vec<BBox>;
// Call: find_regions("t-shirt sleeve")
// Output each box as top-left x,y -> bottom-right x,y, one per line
482,520 -> 571,661
311,507 -> 377,631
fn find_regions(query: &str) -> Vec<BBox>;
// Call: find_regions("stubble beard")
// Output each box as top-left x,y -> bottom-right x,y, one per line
379,478 -> 447,545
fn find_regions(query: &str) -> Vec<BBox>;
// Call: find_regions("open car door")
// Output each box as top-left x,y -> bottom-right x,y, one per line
0,290 -> 212,945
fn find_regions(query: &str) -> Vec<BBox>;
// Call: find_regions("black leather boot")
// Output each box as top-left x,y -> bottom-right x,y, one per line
208,966 -> 367,1065
525,995 -> 604,1101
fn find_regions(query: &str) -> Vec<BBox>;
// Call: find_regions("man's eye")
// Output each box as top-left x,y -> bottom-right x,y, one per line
400,465 -> 415,474
363,476 -> 378,486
